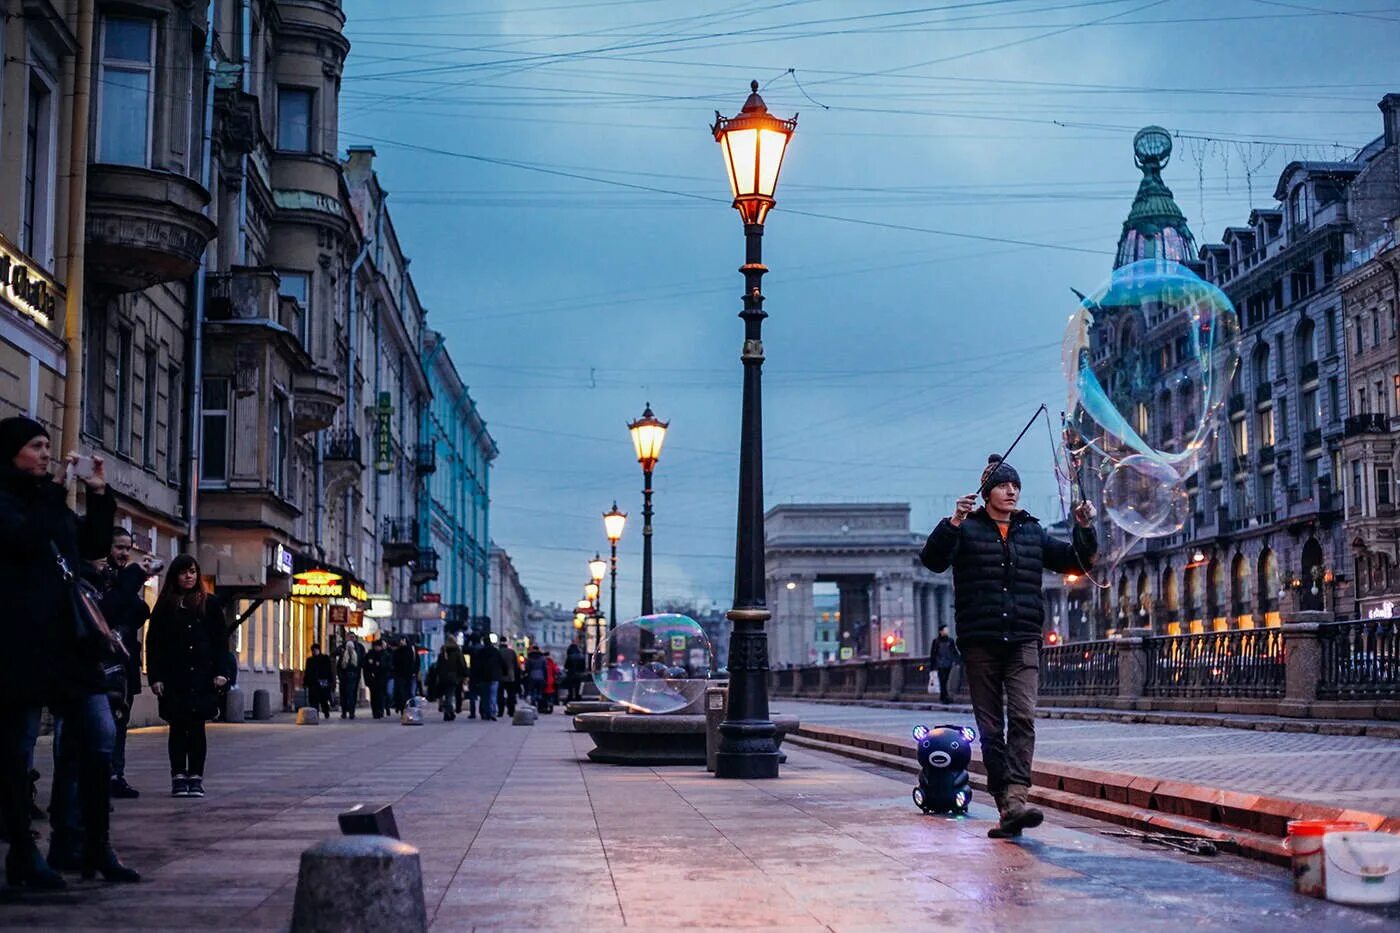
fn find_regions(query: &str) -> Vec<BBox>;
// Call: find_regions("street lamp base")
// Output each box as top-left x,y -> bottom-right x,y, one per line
714,719 -> 780,779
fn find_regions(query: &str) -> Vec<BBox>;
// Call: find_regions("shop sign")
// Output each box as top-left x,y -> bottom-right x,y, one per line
423,592 -> 441,603
0,234 -> 61,325
328,605 -> 350,626
375,392 -> 394,474
365,594 -> 393,618
408,602 -> 444,620
1366,599 -> 1396,620
291,562 -> 368,602
273,544 -> 294,575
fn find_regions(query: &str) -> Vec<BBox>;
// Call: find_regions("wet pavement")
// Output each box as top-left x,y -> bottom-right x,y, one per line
2,705 -> 1397,930
779,700 -> 1400,818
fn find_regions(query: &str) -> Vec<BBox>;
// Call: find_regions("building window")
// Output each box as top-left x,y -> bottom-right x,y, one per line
1231,417 -> 1249,456
1328,377 -> 1340,423
1356,316 -> 1365,355
1301,388 -> 1319,431
270,393 -> 288,496
1374,312 -> 1382,350
1359,388 -> 1369,415
166,365 -> 181,482
22,72 -> 57,265
1380,468 -> 1393,508
278,271 -> 310,346
1260,471 -> 1275,511
1324,308 -> 1337,354
115,325 -> 133,455
201,378 -> 230,482
1277,396 -> 1289,439
276,87 -> 313,152
84,307 -> 107,438
97,17 -> 155,166
1353,461 -> 1364,516
1256,407 -> 1274,448
142,345 -> 157,468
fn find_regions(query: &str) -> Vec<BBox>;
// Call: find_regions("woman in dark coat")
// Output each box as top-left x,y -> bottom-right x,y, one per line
0,417 -> 116,889
435,636 -> 468,721
304,645 -> 333,718
146,555 -> 235,799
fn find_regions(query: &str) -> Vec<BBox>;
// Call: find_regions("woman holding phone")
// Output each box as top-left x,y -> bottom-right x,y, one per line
147,556 -> 234,798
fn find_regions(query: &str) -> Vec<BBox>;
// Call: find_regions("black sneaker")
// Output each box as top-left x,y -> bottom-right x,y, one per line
172,775 -> 189,797
110,776 -> 140,799
186,776 -> 205,798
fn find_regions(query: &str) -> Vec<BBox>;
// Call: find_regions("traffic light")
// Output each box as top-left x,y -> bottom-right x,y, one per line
1046,630 -> 1061,646
883,633 -> 897,649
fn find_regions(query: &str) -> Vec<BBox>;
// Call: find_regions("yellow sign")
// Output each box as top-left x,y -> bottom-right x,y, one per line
292,569 -> 368,602
0,233 -> 61,325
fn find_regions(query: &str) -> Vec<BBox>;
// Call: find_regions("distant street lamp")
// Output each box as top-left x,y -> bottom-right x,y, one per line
628,403 -> 668,616
602,502 -> 627,638
711,80 -> 796,780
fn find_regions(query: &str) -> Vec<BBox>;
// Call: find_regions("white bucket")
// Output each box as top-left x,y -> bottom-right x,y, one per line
1322,831 -> 1400,906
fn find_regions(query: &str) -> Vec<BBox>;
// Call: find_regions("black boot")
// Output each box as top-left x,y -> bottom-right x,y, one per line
46,829 -> 84,872
81,844 -> 141,883
5,841 -> 67,890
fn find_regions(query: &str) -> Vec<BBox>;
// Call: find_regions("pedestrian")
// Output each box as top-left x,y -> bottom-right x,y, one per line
497,640 -> 520,718
336,632 -> 365,719
928,625 -> 961,705
920,454 -> 1096,839
0,417 -> 135,889
147,555 -> 235,799
468,635 -> 506,721
99,532 -> 153,800
364,639 -> 389,719
544,652 -> 561,713
392,638 -> 417,713
564,640 -> 585,703
523,645 -> 546,708
304,644 -> 333,718
436,636 -> 468,721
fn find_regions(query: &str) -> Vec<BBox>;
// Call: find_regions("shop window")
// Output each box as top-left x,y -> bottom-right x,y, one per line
201,377 -> 230,482
97,17 -> 155,166
276,87 -> 313,152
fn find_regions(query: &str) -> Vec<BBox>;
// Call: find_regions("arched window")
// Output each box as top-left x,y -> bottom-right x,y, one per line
1296,318 -> 1317,368
1300,537 -> 1324,611
1137,570 -> 1151,624
1184,565 -> 1200,617
1258,549 -> 1279,612
1208,558 -> 1226,618
1232,553 -> 1251,619
1163,566 -> 1179,612
1253,343 -> 1271,389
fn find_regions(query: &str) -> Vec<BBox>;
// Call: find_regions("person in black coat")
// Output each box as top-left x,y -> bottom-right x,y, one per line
392,639 -> 418,713
0,417 -> 126,889
100,545 -> 152,799
363,640 -> 389,718
146,555 -> 234,800
335,633 -> 366,719
564,641 -> 586,703
304,645 -> 333,718
920,454 -> 1095,840
928,625 -> 961,705
468,636 -> 506,720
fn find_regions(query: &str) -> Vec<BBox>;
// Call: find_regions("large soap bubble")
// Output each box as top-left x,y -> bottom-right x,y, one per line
1061,258 -> 1239,565
592,614 -> 714,715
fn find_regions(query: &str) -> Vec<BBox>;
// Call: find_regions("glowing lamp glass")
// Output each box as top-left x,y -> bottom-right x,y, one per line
588,555 -> 607,583
603,504 -> 627,543
628,405 -> 668,468
584,581 -> 600,602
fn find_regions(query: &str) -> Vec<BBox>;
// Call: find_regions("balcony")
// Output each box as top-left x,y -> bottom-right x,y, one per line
1208,462 -> 1223,483
1304,428 -> 1323,450
1344,413 -> 1390,437
415,442 -> 437,475
324,428 -> 361,462
293,368 -> 343,434
1260,445 -> 1275,466
85,164 -> 217,293
1255,383 -> 1272,405
1230,455 -> 1247,475
1300,360 -> 1319,384
1228,393 -> 1246,415
443,604 -> 470,632
213,63 -> 259,156
382,517 -> 418,567
411,547 -> 440,585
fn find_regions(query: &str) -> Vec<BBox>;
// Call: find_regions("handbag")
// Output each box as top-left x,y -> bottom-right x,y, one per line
49,541 -> 128,660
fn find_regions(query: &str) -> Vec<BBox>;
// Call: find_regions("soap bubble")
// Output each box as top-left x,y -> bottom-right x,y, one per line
1102,454 -> 1188,537
592,614 -> 714,715
1062,259 -> 1239,546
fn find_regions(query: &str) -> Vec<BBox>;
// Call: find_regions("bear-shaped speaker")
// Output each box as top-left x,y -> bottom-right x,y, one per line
911,724 -> 975,815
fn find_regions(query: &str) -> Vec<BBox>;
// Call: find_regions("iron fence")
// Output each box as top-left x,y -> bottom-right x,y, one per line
1319,619 -> 1400,700
1145,629 -> 1284,698
775,669 -> 796,693
1039,640 -> 1119,696
866,660 -> 895,694
799,666 -> 822,691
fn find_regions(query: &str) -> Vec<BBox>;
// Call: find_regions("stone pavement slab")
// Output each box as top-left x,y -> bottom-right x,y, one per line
2,708 -> 1397,930
778,699 -> 1400,818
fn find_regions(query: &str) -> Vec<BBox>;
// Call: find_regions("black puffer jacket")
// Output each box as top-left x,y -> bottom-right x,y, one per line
920,509 -> 1095,644
0,467 -> 114,708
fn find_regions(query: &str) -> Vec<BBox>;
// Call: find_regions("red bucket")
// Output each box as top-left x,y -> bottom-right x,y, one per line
1287,820 -> 1371,897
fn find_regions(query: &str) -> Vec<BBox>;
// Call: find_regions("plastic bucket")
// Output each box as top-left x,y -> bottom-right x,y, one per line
1323,832 -> 1400,905
1286,820 -> 1369,897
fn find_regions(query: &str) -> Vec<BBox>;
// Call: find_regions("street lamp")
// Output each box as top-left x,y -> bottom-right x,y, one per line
711,80 -> 796,780
628,403 -> 668,616
602,502 -> 627,638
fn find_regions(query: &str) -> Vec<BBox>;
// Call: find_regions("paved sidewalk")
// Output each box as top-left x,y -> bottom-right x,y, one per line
2,708 -> 1396,930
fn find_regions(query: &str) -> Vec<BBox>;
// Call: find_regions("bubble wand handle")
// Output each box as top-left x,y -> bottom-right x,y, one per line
981,403 -> 1048,496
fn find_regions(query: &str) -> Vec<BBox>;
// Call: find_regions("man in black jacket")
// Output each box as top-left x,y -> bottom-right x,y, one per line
920,455 -> 1095,839
99,537 -> 152,799
304,645 -> 333,718
363,639 -> 389,719
928,625 -> 960,705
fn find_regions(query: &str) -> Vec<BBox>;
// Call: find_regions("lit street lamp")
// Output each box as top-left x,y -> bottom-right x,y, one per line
628,403 -> 668,616
602,502 -> 627,639
711,80 -> 796,780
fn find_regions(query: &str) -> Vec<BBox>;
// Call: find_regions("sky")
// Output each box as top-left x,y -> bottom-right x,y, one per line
336,0 -> 1399,614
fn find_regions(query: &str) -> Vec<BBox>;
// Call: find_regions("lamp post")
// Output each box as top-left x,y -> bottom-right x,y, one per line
583,583 -> 600,653
602,502 -> 627,639
628,404 -> 668,616
589,553 -> 608,659
711,80 -> 796,780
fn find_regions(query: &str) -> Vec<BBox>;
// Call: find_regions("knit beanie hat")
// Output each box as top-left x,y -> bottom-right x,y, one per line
0,416 -> 48,464
980,454 -> 1021,495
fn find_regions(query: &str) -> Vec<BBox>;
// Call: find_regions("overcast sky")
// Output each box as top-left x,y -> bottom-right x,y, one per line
338,0 -> 1398,614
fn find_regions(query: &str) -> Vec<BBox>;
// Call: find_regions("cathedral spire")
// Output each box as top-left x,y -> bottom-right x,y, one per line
1115,126 -> 1197,269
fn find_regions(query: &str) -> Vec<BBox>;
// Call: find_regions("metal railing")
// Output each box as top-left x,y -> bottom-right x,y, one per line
1040,640 -> 1119,696
1144,629 -> 1284,698
1319,619 -> 1399,700
324,428 -> 361,462
799,666 -> 822,691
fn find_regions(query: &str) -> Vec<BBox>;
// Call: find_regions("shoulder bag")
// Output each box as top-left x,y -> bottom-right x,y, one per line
49,541 -> 128,660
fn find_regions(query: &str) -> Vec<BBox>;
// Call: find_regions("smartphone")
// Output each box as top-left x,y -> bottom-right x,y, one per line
71,454 -> 97,481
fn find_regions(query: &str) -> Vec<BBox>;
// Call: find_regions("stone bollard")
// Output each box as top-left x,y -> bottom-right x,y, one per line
290,835 -> 427,933
252,689 -> 273,720
1279,614 -> 1330,718
224,685 -> 246,723
512,705 -> 538,726
705,685 -> 728,773
296,707 -> 320,726
1114,633 -> 1150,710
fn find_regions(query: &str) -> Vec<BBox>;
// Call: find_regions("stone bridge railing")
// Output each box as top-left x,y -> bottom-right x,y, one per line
768,613 -> 1400,720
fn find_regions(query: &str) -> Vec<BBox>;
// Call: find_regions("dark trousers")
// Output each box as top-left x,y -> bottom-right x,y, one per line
393,676 -> 413,713
497,681 -> 518,716
49,693 -> 117,851
309,685 -> 331,718
961,640 -> 1038,799
565,673 -> 582,702
937,665 -> 954,704
338,672 -> 361,716
368,679 -> 387,718
0,707 -> 42,847
111,703 -> 130,778
168,717 -> 208,777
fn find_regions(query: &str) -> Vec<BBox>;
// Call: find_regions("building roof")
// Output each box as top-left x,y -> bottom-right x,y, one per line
1114,127 -> 1197,269
1271,161 -> 1363,201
